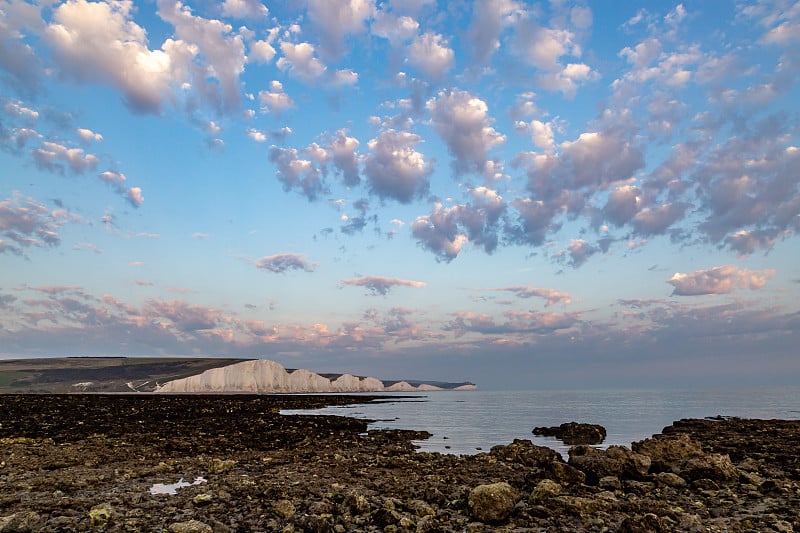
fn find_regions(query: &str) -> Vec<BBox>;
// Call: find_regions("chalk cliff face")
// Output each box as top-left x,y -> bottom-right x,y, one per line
155,359 -> 468,393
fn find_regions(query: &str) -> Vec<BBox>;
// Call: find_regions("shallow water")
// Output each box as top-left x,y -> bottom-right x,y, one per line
282,386 -> 800,456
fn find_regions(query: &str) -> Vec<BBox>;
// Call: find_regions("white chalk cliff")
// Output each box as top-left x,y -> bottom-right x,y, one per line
155,359 -> 471,393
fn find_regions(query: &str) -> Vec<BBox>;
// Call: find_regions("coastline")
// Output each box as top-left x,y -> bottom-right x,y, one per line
1,394 -> 798,532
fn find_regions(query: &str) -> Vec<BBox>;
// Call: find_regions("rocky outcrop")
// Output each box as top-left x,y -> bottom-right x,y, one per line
632,433 -> 739,482
567,444 -> 651,485
156,359 -> 474,393
532,422 -> 607,444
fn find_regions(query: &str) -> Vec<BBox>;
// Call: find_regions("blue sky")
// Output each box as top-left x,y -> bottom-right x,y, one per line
1,0 -> 798,389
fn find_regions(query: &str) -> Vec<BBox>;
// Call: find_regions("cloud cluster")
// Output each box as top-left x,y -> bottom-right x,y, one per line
0,193 -> 78,255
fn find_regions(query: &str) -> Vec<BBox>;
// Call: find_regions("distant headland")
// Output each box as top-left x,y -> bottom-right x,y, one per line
0,357 -> 476,393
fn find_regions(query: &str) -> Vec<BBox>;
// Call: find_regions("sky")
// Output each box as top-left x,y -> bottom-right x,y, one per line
1,0 -> 799,390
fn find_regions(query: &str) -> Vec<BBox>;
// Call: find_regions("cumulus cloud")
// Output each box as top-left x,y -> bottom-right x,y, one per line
363,129 -> 431,203
249,39 -> 276,64
426,89 -> 505,177
467,0 -> 520,64
371,10 -> 418,45
411,203 -> 467,261
407,31 -> 455,80
565,239 -> 598,268
31,141 -> 99,174
76,127 -> 102,143
307,0 -> 375,60
667,265 -> 776,296
631,202 -> 687,236
604,185 -> 642,227
126,187 -> 144,208
221,0 -> 268,20
146,299 -> 222,332
268,146 -> 325,201
342,275 -> 426,295
156,0 -> 246,113
255,253 -> 317,273
259,80 -> 295,114
329,129 -> 361,186
277,41 -> 327,81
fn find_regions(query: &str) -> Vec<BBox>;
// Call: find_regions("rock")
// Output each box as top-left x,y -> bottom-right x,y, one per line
532,422 -> 607,444
88,506 -> 112,529
0,512 -> 41,533
169,520 -> 213,533
273,499 -> 296,519
568,445 -> 651,485
655,472 -> 686,488
343,492 -> 370,515
209,458 -> 237,474
529,479 -> 561,503
489,439 -> 561,467
632,434 -> 737,482
599,475 -> 622,490
192,493 -> 214,505
407,499 -> 435,517
468,482 -> 518,523
554,495 -> 612,515
546,461 -> 587,485
617,513 -> 669,533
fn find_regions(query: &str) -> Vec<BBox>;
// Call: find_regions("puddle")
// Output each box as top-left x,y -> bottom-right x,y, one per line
149,476 -> 207,495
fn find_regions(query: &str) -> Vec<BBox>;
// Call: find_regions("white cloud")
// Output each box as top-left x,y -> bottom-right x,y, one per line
307,0 -> 375,59
668,266 -> 775,296
221,0 -> 268,20
249,40 -> 276,64
363,129 -> 432,203
32,141 -> 99,174
0,192 -> 77,254
76,127 -> 102,143
277,41 -> 327,82
157,0 -> 246,113
329,129 -> 361,186
44,0 -> 176,113
426,89 -> 505,177
246,128 -> 267,142
126,187 -> 144,208
258,80 -> 295,113
407,31 -> 455,80
371,10 -> 418,45
467,0 -> 520,64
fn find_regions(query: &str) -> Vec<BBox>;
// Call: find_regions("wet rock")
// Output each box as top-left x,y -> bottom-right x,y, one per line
533,422 -> 607,445
88,505 -> 112,529
529,479 -> 561,504
467,482 -> 518,523
169,519 -> 213,533
617,513 -> 669,533
568,445 -> 651,484
599,475 -> 622,490
555,495 -> 612,515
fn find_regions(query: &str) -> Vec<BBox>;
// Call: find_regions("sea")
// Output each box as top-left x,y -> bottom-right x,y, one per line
281,387 -> 800,457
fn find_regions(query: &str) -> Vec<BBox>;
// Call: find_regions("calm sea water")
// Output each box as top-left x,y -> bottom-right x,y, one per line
282,387 -> 800,456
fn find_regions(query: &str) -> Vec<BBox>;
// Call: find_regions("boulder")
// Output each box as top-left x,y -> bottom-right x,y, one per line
533,422 -> 607,445
632,434 -> 738,483
490,439 -> 562,467
528,479 -> 561,504
568,445 -> 651,484
468,482 -> 518,523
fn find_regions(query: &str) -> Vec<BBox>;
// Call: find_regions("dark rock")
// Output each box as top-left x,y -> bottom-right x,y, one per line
489,439 -> 562,467
533,422 -> 607,444
568,445 -> 651,484
546,461 -> 587,486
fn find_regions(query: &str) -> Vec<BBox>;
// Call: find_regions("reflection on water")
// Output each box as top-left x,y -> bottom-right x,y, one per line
149,476 -> 207,495
281,387 -> 800,456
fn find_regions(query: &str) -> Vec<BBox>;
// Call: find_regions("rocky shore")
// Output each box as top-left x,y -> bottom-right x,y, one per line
1,394 -> 798,532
